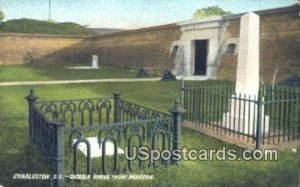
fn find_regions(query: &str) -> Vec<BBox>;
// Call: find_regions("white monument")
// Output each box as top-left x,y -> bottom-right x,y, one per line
92,55 -> 99,68
222,12 -> 269,136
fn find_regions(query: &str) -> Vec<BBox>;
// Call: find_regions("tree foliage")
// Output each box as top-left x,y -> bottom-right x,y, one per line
0,10 -> 4,22
193,6 -> 231,19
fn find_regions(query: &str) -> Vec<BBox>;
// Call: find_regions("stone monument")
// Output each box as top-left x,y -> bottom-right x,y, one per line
92,55 -> 99,68
222,12 -> 269,136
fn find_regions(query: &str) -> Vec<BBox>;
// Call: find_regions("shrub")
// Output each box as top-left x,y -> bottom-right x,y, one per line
23,52 -> 34,64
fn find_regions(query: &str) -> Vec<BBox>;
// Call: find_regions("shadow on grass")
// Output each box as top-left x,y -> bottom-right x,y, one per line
0,141 -> 51,186
0,114 -> 51,186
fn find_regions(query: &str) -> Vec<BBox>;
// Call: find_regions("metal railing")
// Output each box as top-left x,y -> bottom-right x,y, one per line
180,80 -> 300,149
26,90 -> 185,187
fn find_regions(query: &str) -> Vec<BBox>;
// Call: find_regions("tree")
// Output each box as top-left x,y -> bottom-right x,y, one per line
0,0 -> 4,23
193,6 -> 231,19
0,10 -> 4,22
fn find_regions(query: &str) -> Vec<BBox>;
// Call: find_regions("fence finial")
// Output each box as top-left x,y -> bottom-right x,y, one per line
26,89 -> 39,101
170,99 -> 185,114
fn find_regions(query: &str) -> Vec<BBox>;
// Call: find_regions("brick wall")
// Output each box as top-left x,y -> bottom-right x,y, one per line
92,24 -> 182,69
0,6 -> 298,84
0,33 -> 93,65
217,6 -> 300,83
0,24 -> 182,70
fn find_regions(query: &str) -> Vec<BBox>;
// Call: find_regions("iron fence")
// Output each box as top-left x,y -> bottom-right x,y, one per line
119,98 -> 171,122
181,80 -> 300,149
26,90 -> 184,187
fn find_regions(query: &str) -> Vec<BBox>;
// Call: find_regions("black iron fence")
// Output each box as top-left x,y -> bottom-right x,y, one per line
119,98 -> 170,122
181,80 -> 300,149
26,90 -> 184,187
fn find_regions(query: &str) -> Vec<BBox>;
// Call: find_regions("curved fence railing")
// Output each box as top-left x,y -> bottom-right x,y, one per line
36,97 -> 113,127
119,98 -> 171,122
26,90 -> 184,187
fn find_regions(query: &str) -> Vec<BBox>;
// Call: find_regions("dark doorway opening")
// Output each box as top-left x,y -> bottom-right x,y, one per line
194,40 -> 208,75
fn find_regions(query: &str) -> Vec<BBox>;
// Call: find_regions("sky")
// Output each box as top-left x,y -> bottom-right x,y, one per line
0,0 -> 296,29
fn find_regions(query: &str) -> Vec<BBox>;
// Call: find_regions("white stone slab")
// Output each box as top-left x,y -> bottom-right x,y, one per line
72,137 -> 124,158
92,55 -> 98,68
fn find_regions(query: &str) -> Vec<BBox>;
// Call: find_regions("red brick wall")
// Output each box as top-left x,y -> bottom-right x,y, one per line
92,24 -> 182,69
0,24 -> 182,70
217,7 -> 300,83
0,33 -> 93,65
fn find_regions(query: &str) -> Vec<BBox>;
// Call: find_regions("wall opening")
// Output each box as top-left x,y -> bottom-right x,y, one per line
170,44 -> 185,75
170,45 -> 179,62
225,43 -> 236,54
194,40 -> 208,76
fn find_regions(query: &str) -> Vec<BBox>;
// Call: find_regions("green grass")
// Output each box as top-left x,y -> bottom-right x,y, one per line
0,82 -> 299,187
0,18 -> 93,35
0,63 -> 139,82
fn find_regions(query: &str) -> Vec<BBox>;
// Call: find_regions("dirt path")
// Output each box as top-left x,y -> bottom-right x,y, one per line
0,78 -> 161,87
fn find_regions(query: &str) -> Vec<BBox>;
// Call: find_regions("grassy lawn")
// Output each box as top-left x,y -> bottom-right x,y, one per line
0,81 -> 299,187
0,64 -> 139,82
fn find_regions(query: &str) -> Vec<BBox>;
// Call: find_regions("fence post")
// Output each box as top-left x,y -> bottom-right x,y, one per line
255,100 -> 262,149
180,78 -> 185,108
113,93 -> 121,123
170,100 -> 185,166
51,120 -> 65,187
25,89 -> 38,144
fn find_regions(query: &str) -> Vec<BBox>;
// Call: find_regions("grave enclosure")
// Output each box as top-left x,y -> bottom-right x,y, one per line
181,80 -> 300,150
26,90 -> 185,187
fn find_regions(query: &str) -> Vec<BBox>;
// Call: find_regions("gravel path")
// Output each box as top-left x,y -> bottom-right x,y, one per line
0,78 -> 161,86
